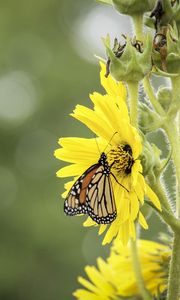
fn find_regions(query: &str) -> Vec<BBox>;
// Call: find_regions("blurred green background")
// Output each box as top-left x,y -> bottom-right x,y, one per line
0,1 -> 170,299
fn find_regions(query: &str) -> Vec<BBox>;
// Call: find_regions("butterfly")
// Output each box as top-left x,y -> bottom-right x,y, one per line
64,152 -> 126,224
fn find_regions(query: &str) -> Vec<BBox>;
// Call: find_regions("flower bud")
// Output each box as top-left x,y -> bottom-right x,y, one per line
157,86 -> 172,111
97,0 -> 156,15
145,0 -> 180,31
111,0 -> 155,15
103,34 -> 153,82
140,140 -> 162,178
139,103 -> 161,133
141,139 -> 170,180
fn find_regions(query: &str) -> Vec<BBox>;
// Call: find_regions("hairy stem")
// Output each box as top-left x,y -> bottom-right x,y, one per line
147,177 -> 180,231
148,177 -> 173,214
167,76 -> 180,117
128,81 -> 139,128
164,76 -> 180,217
167,232 -> 180,300
164,122 -> 180,218
131,14 -> 143,40
130,239 -> 152,300
143,76 -> 165,116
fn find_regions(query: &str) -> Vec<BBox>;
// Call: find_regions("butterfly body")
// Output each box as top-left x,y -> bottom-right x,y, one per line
64,152 -> 117,224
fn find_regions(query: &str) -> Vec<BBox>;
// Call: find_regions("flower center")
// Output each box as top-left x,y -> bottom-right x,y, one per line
109,144 -> 134,175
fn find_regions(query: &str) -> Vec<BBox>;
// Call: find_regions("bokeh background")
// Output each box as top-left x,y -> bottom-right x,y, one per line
0,1 -> 171,299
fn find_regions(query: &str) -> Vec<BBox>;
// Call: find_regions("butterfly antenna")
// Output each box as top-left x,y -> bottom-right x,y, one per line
103,131 -> 118,153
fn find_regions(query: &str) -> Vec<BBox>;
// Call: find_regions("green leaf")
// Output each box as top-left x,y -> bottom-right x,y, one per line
152,66 -> 179,77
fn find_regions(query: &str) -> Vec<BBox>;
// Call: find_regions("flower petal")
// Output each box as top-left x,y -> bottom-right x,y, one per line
129,191 -> 140,221
146,184 -> 162,211
100,61 -> 127,105
138,212 -> 148,229
83,217 -> 97,227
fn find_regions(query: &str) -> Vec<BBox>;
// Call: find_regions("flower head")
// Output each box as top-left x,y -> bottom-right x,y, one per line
55,63 -> 161,245
74,239 -> 171,300
103,34 -> 153,82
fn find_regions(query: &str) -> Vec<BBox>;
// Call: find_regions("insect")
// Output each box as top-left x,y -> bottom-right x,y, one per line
64,151 -> 127,224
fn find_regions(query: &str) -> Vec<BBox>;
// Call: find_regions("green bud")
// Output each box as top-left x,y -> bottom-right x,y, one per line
103,34 -> 153,82
96,0 -> 156,15
140,135 -> 171,181
111,0 -> 155,15
157,86 -> 172,111
145,0 -> 180,30
141,138 -> 171,181
139,103 -> 161,133
140,140 -> 162,178
166,23 -> 180,73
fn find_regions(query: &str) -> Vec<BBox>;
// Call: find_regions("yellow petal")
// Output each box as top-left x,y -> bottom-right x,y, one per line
102,223 -> 118,245
129,191 -> 139,220
134,181 -> 145,205
73,289 -> 102,300
138,212 -> 148,229
78,276 -> 98,294
83,217 -> 97,227
100,61 -> 127,105
146,184 -> 162,211
131,160 -> 142,187
98,225 -> 107,235
72,104 -> 115,141
117,221 -> 130,245
117,195 -> 130,223
56,164 -> 89,178
85,265 -> 114,294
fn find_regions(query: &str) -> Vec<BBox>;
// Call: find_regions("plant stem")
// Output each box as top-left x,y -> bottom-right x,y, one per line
164,76 -> 180,217
167,76 -> 180,117
163,77 -> 180,300
130,239 -> 152,300
148,177 -> 173,215
131,14 -> 143,40
164,121 -> 180,218
143,76 -> 165,116
128,81 -> 139,128
167,232 -> 180,300
147,177 -> 180,231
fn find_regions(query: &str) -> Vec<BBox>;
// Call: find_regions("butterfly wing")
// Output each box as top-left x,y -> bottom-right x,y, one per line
64,163 -> 100,216
86,166 -> 117,224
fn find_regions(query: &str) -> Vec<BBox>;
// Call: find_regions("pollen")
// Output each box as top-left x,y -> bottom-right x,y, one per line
109,144 -> 134,175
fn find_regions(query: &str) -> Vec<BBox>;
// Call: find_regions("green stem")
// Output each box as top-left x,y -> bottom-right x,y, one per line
148,177 -> 173,215
147,177 -> 180,231
130,239 -> 152,300
128,81 -> 139,128
164,122 -> 180,217
167,76 -> 180,117
164,76 -> 180,300
143,76 -> 165,116
167,232 -> 180,300
131,14 -> 143,40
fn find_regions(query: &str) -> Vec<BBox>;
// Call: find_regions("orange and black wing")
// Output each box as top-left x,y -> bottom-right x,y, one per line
64,163 -> 99,216
86,166 -> 117,224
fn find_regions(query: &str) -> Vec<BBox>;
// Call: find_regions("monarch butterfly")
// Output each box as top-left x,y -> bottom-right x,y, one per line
64,151 -> 127,224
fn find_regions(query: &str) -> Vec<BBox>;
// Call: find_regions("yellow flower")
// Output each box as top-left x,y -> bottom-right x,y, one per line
55,63 -> 161,245
73,239 -> 171,300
